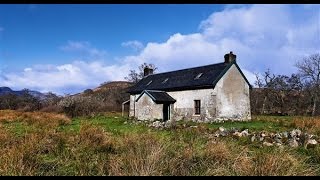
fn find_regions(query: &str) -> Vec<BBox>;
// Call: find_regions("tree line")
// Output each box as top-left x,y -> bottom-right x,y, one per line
251,53 -> 320,116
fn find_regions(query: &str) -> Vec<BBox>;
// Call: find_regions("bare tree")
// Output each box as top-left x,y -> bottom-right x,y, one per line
0,93 -> 19,110
253,69 -> 276,114
125,63 -> 158,83
252,69 -> 305,115
295,53 -> 320,116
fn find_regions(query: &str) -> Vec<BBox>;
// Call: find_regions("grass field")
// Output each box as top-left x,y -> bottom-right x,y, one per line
0,110 -> 320,176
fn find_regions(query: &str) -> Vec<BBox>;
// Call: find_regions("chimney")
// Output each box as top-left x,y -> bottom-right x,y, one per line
143,66 -> 154,77
224,51 -> 236,63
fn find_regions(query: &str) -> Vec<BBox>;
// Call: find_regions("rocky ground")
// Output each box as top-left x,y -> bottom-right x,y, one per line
128,120 -> 319,149
209,126 -> 318,148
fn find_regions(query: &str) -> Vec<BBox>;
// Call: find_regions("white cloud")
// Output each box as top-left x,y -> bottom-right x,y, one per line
24,68 -> 32,72
2,5 -> 320,94
122,4 -> 320,78
60,41 -> 107,59
0,61 -> 131,95
121,40 -> 144,51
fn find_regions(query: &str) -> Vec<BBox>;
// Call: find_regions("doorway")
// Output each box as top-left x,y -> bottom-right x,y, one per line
163,104 -> 170,121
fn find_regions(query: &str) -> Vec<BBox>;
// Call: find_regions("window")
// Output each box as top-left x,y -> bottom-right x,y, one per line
162,78 -> 169,84
194,100 -> 201,115
194,73 -> 203,80
146,80 -> 152,86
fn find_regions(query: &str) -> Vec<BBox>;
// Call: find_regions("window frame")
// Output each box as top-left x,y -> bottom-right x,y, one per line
194,100 -> 201,115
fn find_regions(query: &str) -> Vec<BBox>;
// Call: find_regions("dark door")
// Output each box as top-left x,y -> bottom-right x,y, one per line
163,104 -> 170,121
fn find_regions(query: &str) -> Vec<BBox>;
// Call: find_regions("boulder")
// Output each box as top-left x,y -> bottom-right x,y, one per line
290,129 -> 302,138
288,139 -> 299,148
219,127 -> 225,132
263,142 -> 273,147
258,132 -> 266,142
164,120 -> 173,128
259,137 -> 265,142
219,129 -> 229,137
275,137 -> 282,144
251,135 -> 256,142
232,131 -> 242,138
221,131 -> 229,136
241,129 -> 249,137
151,121 -> 163,128
306,139 -> 318,149
282,132 -> 288,138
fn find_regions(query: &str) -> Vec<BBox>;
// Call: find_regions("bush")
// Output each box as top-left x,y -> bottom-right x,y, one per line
58,96 -> 103,118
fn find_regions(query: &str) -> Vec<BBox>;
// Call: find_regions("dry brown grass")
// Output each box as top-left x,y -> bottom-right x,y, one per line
291,117 -> 320,134
78,123 -> 114,152
0,110 -> 71,127
0,133 -> 46,175
0,110 -> 19,122
109,133 -> 167,176
251,149 -> 316,176
205,141 -> 232,164
204,142 -> 253,176
0,126 -> 11,146
204,141 -> 317,176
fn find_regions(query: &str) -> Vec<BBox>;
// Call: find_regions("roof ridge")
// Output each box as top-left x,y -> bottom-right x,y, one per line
145,62 -> 226,77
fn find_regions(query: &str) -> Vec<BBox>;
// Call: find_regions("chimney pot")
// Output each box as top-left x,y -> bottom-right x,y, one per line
144,66 -> 154,77
224,51 -> 236,63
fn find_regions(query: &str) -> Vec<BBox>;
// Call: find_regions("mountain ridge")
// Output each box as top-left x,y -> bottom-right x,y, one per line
0,87 -> 46,99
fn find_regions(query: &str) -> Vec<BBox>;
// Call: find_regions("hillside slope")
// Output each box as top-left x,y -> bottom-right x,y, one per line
74,81 -> 134,112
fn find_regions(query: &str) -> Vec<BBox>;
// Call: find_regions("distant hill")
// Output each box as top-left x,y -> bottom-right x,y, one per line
73,81 -> 134,96
93,81 -> 134,93
72,81 -> 134,112
0,87 -> 47,99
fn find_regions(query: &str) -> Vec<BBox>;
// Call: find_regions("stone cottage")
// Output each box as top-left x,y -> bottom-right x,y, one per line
127,52 -> 252,122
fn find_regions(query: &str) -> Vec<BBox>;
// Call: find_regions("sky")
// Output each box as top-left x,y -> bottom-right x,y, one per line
0,4 -> 319,95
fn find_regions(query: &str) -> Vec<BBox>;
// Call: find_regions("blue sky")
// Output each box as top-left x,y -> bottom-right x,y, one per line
0,4 -> 223,69
0,4 -> 319,94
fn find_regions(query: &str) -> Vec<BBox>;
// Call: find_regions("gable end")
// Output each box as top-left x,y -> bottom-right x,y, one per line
212,62 -> 252,89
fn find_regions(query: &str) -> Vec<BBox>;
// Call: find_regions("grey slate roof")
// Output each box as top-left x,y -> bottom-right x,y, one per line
136,90 -> 176,104
127,61 -> 251,94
